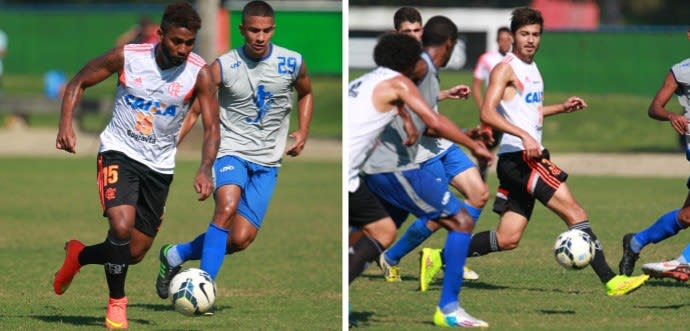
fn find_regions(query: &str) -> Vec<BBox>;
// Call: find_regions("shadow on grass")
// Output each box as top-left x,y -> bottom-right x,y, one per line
31,314 -> 151,327
349,310 -> 374,328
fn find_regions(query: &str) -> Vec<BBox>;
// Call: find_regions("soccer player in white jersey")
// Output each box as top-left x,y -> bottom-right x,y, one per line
154,1 -> 314,309
618,56 -> 690,281
473,7 -> 649,296
470,26 -> 512,180
53,2 -> 219,329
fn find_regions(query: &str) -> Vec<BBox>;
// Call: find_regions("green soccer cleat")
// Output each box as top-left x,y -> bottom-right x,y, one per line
156,244 -> 182,299
378,253 -> 401,282
419,248 -> 443,291
433,306 -> 489,328
605,274 -> 649,296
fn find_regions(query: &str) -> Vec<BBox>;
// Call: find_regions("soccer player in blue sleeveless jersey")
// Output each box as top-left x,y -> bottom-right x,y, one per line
619,55 -> 690,281
53,2 -> 220,328
154,1 -> 314,312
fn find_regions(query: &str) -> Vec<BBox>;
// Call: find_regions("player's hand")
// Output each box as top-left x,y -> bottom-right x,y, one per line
470,142 -> 494,166
444,84 -> 471,100
668,113 -> 689,135
193,168 -> 213,201
563,96 -> 587,113
286,130 -> 307,157
56,126 -> 77,153
521,135 -> 541,159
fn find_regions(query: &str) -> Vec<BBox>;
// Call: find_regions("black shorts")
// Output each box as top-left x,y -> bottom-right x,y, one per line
492,149 -> 568,219
349,178 -> 389,228
97,150 -> 173,237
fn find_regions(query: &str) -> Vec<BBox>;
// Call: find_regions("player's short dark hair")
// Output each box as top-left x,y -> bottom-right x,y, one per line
393,7 -> 422,30
373,33 -> 421,73
510,7 -> 543,34
160,1 -> 201,33
497,26 -> 510,35
242,0 -> 275,24
422,16 -> 457,47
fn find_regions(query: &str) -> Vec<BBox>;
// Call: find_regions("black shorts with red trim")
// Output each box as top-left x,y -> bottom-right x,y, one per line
97,150 -> 173,237
349,177 -> 389,228
492,149 -> 568,219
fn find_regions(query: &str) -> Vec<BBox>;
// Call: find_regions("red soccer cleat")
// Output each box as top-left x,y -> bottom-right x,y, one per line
53,239 -> 85,295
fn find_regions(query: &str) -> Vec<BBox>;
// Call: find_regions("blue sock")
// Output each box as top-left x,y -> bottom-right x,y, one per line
633,209 -> 685,252
385,218 -> 433,265
439,231 -> 471,314
200,223 -> 229,279
679,243 -> 690,263
462,201 -> 483,223
173,233 -> 206,264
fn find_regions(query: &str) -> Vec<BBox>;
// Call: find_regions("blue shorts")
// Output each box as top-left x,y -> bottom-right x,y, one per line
365,168 -> 462,224
421,144 -> 476,182
213,155 -> 279,229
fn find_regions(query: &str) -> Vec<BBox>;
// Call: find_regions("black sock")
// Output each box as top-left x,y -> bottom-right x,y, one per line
349,236 -> 384,284
78,242 -> 107,266
104,235 -> 130,299
467,230 -> 500,257
570,221 -> 616,283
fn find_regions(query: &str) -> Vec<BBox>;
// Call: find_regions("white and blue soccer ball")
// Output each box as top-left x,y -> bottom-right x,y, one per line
170,268 -> 216,316
553,229 -> 595,270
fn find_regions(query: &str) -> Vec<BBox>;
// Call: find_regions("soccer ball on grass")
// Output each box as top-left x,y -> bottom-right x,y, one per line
553,229 -> 595,270
170,268 -> 216,316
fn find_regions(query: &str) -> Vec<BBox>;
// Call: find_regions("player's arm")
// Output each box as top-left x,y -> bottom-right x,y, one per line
479,62 -> 540,158
542,96 -> 587,116
192,64 -> 220,201
648,71 -> 688,134
438,84 -> 471,101
286,60 -> 314,157
393,77 -> 493,163
56,46 -> 123,153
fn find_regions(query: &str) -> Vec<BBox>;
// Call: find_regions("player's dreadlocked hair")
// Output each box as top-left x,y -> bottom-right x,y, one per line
510,7 -> 543,34
242,1 -> 275,24
373,33 -> 421,74
422,16 -> 458,47
160,1 -> 202,33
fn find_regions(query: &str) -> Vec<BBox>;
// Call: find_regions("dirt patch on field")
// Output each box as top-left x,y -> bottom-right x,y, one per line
0,127 -> 686,177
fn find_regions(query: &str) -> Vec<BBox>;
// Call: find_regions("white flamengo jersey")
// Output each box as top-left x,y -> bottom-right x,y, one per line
347,67 -> 402,192
497,52 -> 545,155
473,50 -> 506,86
99,44 -> 205,174
216,44 -> 303,167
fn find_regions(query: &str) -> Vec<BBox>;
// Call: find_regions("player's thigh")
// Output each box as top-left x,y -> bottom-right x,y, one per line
133,165 -> 173,238
235,163 -> 278,230
213,155 -> 250,222
450,167 -> 488,205
544,183 -> 587,225
363,216 -> 397,247
495,211 -> 529,247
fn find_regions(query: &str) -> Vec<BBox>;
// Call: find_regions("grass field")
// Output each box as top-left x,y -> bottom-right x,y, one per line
350,175 -> 690,330
0,157 -> 341,330
349,70 -> 681,153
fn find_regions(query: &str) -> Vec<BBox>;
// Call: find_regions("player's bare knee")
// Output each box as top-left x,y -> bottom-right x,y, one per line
677,208 -> 690,226
496,233 -> 520,250
468,188 -> 489,209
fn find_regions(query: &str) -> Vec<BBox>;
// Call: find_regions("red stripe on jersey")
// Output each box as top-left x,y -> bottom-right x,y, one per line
124,43 -> 154,52
186,53 -> 206,67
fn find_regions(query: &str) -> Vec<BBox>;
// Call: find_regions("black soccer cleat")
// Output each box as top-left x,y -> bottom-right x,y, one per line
156,244 -> 182,299
619,233 -> 639,276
